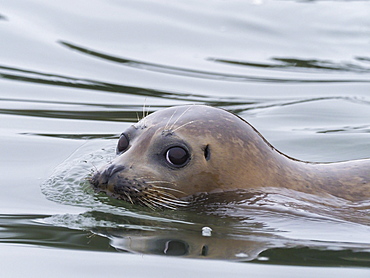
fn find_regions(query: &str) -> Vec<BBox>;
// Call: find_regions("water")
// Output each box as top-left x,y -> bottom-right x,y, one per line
1,0 -> 370,276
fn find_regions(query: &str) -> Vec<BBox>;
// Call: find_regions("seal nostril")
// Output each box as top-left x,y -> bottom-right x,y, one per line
105,164 -> 125,179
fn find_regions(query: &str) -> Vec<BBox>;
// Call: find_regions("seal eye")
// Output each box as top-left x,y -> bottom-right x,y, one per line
117,134 -> 129,154
165,147 -> 190,167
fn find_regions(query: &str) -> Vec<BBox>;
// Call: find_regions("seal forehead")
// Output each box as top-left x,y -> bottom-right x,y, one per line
145,105 -> 238,133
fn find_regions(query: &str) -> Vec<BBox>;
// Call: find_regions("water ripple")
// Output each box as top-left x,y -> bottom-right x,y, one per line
0,65 -> 269,107
59,41 -> 370,84
210,57 -> 370,73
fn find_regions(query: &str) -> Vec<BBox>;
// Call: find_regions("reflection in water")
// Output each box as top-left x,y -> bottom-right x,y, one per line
21,133 -> 119,140
0,107 -> 140,122
1,212 -> 369,266
0,65 -> 195,100
210,57 -> 370,73
36,209 -> 370,265
99,224 -> 272,261
0,64 -> 254,106
0,214 -> 115,252
58,41 -> 370,83
1,88 -> 368,124
309,125 -> 370,134
101,224 -> 370,264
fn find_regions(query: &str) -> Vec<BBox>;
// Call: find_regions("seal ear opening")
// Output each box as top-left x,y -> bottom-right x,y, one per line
204,145 -> 211,161
201,245 -> 209,256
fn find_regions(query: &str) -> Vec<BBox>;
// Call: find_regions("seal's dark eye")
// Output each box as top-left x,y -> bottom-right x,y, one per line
165,147 -> 190,167
117,134 -> 129,154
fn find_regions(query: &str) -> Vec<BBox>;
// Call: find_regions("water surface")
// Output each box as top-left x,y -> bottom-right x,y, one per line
1,0 -> 370,276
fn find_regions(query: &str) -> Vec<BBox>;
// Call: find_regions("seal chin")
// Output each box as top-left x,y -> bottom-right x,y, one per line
90,165 -> 189,210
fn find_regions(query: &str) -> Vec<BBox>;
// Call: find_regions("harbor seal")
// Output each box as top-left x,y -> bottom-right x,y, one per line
90,105 -> 370,209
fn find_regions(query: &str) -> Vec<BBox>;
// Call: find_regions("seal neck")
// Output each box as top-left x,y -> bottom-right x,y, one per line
272,153 -> 370,202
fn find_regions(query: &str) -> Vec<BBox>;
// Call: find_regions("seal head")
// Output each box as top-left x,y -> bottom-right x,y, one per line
90,105 -> 370,209
90,105 -> 258,209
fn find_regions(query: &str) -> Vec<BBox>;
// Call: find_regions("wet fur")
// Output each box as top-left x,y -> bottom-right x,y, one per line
90,105 -> 370,210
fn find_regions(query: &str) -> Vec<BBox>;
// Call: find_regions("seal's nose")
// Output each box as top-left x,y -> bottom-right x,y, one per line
91,164 -> 125,189
104,164 -> 126,180
103,164 -> 126,183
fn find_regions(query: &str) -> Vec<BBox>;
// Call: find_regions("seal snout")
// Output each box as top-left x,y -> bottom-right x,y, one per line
90,163 -> 152,205
104,164 -> 126,180
90,164 -> 126,190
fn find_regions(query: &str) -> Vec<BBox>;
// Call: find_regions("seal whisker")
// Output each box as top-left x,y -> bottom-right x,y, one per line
147,191 -> 189,206
142,102 -> 146,120
151,199 -> 177,210
142,195 -> 177,210
148,198 -> 177,210
137,179 -> 185,194
147,190 -> 188,204
168,105 -> 193,132
140,197 -> 158,210
145,192 -> 189,206
157,203 -> 177,210
156,198 -> 189,207
146,188 -> 177,199
153,193 -> 189,205
144,197 -> 163,207
140,100 -> 150,127
171,120 -> 199,133
164,109 -> 178,132
144,197 -> 162,208
149,184 -> 187,195
124,192 -> 134,204
146,105 -> 151,118
146,180 -> 176,185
